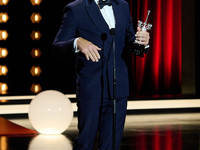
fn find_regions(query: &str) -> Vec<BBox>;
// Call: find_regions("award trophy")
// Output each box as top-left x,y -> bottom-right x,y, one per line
131,10 -> 152,57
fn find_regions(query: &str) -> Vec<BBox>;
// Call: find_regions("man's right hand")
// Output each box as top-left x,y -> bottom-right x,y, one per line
77,37 -> 101,62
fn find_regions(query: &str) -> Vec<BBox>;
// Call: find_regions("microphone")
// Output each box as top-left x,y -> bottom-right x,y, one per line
110,28 -> 116,36
110,27 -> 117,150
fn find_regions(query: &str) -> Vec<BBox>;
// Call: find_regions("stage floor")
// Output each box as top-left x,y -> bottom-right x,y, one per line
1,112 -> 200,150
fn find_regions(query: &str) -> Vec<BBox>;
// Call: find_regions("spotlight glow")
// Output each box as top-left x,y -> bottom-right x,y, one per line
0,0 -> 9,5
30,13 -> 42,23
0,13 -> 9,23
31,30 -> 41,40
30,83 -> 42,93
0,48 -> 8,58
0,82 -> 8,94
30,0 -> 42,6
0,30 -> 8,40
30,66 -> 42,76
0,65 -> 8,76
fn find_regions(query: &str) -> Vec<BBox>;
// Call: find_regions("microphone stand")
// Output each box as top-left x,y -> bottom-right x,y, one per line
110,28 -> 116,150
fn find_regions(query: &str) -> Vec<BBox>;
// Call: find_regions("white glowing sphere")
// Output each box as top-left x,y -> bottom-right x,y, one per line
28,90 -> 73,134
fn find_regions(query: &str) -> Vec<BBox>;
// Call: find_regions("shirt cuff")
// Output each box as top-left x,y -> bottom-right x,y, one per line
144,45 -> 150,49
74,38 -> 80,53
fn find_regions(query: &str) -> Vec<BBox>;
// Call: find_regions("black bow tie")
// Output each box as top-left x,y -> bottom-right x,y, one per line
99,0 -> 112,9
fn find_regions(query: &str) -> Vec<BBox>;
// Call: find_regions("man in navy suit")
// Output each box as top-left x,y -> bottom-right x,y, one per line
52,0 -> 150,149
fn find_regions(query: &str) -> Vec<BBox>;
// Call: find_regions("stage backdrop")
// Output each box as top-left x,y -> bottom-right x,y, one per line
0,0 -> 182,96
128,0 -> 182,96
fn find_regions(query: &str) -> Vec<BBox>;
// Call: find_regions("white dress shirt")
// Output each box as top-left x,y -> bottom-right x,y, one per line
95,0 -> 115,29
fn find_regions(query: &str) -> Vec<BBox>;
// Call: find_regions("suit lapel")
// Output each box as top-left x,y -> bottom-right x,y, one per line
85,0 -> 120,44
85,0 -> 109,33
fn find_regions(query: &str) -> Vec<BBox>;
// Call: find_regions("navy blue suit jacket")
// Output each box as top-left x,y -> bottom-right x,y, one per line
52,0 -> 135,99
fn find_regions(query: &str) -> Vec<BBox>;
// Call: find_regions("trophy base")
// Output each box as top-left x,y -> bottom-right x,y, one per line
129,43 -> 145,57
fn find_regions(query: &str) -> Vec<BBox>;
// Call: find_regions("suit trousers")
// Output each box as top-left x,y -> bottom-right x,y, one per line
73,97 -> 127,150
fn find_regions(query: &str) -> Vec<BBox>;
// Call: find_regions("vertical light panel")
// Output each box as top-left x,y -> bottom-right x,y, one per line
0,2 -> 9,94
30,0 -> 42,94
